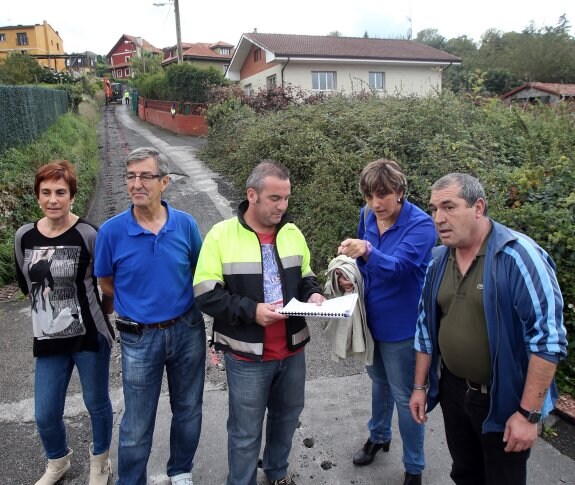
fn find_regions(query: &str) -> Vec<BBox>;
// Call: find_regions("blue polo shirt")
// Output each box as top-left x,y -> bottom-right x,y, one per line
94,200 -> 202,323
356,200 -> 437,342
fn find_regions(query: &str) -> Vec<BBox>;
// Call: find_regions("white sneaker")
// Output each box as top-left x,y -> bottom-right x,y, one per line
171,472 -> 193,485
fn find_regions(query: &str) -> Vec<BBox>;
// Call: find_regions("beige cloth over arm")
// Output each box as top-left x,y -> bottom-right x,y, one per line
323,255 -> 374,365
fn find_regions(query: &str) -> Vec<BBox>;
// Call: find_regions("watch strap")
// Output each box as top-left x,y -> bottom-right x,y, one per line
517,405 -> 542,424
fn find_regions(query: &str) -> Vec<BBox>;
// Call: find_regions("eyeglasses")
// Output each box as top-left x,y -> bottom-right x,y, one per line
125,173 -> 161,183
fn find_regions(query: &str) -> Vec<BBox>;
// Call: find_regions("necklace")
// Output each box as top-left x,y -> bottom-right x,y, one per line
378,219 -> 392,229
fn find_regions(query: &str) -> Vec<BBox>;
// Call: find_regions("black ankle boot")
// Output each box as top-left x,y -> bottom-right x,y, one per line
403,472 -> 422,485
352,438 -> 391,466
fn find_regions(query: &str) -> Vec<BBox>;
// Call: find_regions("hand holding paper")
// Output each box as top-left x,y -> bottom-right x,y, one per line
276,293 -> 358,318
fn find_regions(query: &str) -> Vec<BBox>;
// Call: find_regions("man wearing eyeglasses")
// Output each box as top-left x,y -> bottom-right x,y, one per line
95,147 -> 205,485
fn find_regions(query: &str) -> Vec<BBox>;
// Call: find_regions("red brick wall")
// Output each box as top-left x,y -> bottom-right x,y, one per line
137,98 -> 207,137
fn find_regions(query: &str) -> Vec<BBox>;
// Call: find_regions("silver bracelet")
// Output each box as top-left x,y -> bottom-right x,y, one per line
413,383 -> 428,391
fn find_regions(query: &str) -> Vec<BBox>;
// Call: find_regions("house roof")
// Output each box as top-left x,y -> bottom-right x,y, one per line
226,33 -> 461,81
106,34 -> 162,59
241,33 -> 461,62
501,82 -> 575,98
0,22 -> 63,40
162,41 -> 234,66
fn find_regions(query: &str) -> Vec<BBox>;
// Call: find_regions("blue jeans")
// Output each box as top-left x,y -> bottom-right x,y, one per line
116,305 -> 206,485
35,332 -> 113,459
366,338 -> 424,475
224,350 -> 305,485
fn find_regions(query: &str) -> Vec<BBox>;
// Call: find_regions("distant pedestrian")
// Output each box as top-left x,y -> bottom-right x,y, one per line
95,147 -> 205,485
124,89 -> 130,105
14,160 -> 114,485
194,160 -> 325,485
337,159 -> 436,485
409,173 -> 567,485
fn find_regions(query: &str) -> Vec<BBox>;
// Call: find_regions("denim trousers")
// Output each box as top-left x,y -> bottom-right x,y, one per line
34,332 -> 113,459
439,367 -> 530,485
224,350 -> 305,485
116,305 -> 206,485
366,338 -> 425,475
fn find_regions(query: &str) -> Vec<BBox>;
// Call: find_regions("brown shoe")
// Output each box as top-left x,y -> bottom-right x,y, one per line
352,438 -> 391,466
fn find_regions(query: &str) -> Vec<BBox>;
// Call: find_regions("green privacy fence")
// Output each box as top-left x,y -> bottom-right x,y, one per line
0,85 -> 68,155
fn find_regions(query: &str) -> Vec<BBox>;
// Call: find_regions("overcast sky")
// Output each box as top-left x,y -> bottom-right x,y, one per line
1,0 -> 573,56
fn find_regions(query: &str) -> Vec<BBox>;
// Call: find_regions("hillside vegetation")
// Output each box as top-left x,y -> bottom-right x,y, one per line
0,110 -> 100,286
201,89 -> 575,392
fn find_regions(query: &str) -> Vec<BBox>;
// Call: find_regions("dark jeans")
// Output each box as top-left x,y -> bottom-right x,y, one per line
439,367 -> 530,485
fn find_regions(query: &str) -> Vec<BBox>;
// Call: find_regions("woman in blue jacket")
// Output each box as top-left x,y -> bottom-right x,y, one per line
338,159 -> 437,485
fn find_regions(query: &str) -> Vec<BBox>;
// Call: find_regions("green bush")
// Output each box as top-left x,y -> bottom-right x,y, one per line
0,113 -> 100,285
201,91 -> 575,393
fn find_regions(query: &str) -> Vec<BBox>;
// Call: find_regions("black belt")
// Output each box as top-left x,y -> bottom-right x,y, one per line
115,315 -> 180,334
466,379 -> 489,394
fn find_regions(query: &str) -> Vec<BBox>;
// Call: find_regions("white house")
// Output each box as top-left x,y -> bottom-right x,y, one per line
226,33 -> 462,97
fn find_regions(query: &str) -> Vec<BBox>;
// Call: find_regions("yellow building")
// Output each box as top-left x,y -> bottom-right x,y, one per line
0,20 -> 65,71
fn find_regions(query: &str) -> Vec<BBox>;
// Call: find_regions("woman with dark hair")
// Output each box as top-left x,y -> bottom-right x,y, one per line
14,161 -> 115,485
338,159 -> 437,485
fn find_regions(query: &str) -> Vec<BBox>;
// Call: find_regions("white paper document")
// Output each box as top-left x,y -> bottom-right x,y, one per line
276,293 -> 359,319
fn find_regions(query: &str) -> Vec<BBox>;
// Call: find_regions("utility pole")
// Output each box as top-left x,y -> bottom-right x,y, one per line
174,0 -> 183,63
153,1 -> 183,63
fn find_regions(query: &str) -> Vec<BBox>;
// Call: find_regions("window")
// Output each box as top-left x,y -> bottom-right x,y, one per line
125,68 -> 130,77
369,72 -> 385,91
266,75 -> 277,89
116,69 -> 123,78
312,71 -> 336,91
125,56 -> 131,63
17,32 -> 28,46
253,48 -> 261,62
220,47 -> 230,55
0,34 -> 5,42
244,84 -> 253,96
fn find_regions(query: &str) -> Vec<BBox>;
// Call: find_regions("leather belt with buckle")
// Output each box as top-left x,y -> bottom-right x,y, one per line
466,380 -> 489,394
115,316 -> 180,334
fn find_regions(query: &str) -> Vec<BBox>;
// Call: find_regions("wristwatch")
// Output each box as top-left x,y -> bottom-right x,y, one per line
517,406 -> 542,424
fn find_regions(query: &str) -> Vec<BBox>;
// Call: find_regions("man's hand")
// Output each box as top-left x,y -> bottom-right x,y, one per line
337,238 -> 368,259
503,412 -> 538,452
409,390 -> 428,424
255,303 -> 288,327
307,293 -> 326,305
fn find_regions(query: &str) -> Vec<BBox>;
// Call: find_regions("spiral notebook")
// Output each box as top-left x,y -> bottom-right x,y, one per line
276,293 -> 359,319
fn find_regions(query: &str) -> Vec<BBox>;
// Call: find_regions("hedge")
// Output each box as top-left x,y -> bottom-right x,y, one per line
0,85 -> 68,154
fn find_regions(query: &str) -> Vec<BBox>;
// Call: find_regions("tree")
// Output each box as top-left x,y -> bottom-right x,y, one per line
0,52 -> 44,84
482,68 -> 521,95
415,28 -> 446,50
328,31 -> 343,37
165,63 -> 228,103
130,52 -> 164,78
95,55 -> 109,78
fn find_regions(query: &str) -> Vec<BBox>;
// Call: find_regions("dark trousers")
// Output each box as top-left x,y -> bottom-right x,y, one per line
439,367 -> 530,485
